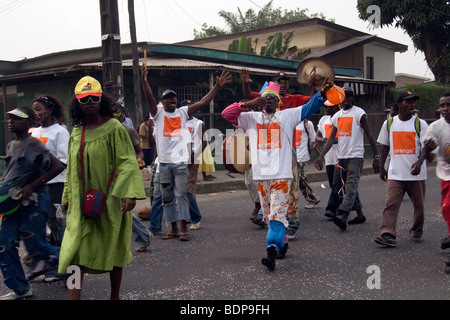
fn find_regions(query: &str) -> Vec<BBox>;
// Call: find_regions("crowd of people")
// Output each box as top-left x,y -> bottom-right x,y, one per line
0,65 -> 448,299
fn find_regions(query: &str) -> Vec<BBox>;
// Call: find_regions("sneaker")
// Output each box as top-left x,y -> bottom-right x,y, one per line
43,275 -> 64,283
324,211 -> 336,219
411,236 -> 423,243
189,221 -> 202,230
374,233 -> 397,247
440,237 -> 450,249
285,228 -> 297,240
252,217 -> 265,228
26,260 -> 45,281
136,246 -> 148,252
0,289 -> 33,300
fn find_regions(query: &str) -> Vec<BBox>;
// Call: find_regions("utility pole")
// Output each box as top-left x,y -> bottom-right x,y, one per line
99,0 -> 124,105
128,0 -> 143,125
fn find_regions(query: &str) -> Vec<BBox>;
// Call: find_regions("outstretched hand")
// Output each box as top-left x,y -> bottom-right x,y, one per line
320,76 -> 334,93
240,68 -> 253,85
216,70 -> 232,87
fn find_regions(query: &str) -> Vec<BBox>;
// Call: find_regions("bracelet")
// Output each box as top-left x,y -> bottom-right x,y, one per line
238,100 -> 248,108
373,155 -> 379,159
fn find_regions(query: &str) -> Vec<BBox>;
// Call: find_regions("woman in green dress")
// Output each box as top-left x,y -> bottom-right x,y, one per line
58,76 -> 146,300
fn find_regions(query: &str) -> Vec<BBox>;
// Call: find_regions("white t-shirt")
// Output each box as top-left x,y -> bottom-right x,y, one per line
294,120 -> 316,163
151,106 -> 191,164
238,108 -> 302,180
186,117 -> 204,164
331,106 -> 366,159
377,115 -> 428,181
30,123 -> 70,184
425,117 -> 450,181
317,115 -> 338,166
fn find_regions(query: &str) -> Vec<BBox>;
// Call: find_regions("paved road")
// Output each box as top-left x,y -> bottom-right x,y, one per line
1,167 -> 448,307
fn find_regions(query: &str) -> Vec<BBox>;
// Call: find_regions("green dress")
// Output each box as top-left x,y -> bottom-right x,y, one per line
58,119 -> 146,274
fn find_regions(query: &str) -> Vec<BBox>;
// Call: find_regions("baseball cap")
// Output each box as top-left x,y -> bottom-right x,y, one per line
273,72 -> 289,82
161,90 -> 177,99
342,86 -> 354,95
75,76 -> 102,99
180,99 -> 193,107
397,91 -> 420,103
7,106 -> 35,120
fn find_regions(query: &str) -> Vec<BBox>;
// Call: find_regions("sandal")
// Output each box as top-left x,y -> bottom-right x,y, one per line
162,233 -> 179,240
179,233 -> 190,241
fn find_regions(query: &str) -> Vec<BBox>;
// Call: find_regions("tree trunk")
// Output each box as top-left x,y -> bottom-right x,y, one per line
421,36 -> 450,85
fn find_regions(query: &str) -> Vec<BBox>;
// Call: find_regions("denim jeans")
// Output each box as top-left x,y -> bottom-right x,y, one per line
0,191 -> 59,294
326,165 -> 343,213
159,162 -> 190,223
149,171 -> 163,233
335,158 -> 363,214
132,214 -> 150,247
188,191 -> 202,224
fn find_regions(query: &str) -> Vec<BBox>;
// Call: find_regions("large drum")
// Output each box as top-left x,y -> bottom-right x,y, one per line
222,129 -> 251,173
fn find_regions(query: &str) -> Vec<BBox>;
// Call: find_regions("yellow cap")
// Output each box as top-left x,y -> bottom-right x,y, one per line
75,76 -> 102,99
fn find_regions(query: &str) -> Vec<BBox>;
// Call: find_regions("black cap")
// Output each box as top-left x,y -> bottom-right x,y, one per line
180,99 -> 193,107
273,72 -> 289,82
397,91 -> 420,103
342,86 -> 354,95
7,106 -> 35,121
161,90 -> 177,100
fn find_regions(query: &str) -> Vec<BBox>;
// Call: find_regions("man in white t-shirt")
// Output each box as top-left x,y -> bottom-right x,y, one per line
315,102 -> 342,218
222,80 -> 333,271
315,86 -> 380,231
294,119 -> 321,209
374,91 -> 431,247
141,65 -> 230,241
422,92 -> 450,252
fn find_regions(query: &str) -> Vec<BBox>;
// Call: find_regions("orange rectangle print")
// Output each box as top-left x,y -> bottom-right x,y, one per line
163,116 -> 182,137
337,117 -> 353,137
295,129 -> 303,147
256,122 -> 281,150
393,131 -> 416,155
324,123 -> 332,138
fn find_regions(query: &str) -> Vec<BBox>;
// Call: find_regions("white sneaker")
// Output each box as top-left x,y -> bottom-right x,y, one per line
189,221 -> 202,230
304,203 -> 315,209
0,289 -> 33,300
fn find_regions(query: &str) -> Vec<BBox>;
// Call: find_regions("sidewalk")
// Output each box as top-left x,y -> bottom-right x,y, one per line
142,158 -> 381,196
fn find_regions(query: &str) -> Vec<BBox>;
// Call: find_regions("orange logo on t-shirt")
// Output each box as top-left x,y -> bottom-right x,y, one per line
37,136 -> 48,145
295,129 -> 303,147
257,122 -> 281,150
163,116 -> 182,137
324,124 -> 332,138
393,131 -> 416,155
337,117 -> 353,137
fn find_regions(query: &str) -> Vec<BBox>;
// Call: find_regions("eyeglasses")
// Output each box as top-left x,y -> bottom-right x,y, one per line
262,93 -> 278,99
78,95 -> 102,104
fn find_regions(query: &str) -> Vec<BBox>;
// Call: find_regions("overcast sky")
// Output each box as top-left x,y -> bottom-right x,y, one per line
0,0 -> 434,79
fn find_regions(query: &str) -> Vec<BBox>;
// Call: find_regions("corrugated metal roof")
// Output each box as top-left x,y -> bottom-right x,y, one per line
80,57 -> 296,76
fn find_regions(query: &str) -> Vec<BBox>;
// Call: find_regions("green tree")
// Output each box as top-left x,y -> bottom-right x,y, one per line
193,0 -> 331,39
357,0 -> 450,85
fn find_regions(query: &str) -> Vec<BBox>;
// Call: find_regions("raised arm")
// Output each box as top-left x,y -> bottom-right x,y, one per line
187,70 -> 231,116
141,63 -> 158,117
240,68 -> 253,100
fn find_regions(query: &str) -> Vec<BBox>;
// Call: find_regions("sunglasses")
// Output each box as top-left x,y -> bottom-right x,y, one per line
78,95 -> 102,104
262,93 -> 278,99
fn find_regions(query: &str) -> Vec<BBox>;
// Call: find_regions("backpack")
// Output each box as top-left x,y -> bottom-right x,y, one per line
387,116 -> 421,138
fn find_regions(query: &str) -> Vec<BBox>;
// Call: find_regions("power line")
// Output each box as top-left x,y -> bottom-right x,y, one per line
0,0 -> 32,18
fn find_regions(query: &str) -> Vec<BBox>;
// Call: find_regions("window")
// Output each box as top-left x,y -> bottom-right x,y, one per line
366,56 -> 374,79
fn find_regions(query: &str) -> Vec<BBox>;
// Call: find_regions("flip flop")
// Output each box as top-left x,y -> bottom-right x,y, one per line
179,233 -> 190,241
162,233 -> 179,240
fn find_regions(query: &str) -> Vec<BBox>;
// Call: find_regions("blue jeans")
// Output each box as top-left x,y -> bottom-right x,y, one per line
335,158 -> 363,214
159,162 -> 190,223
0,191 -> 59,294
188,191 -> 201,224
132,214 -> 150,247
149,171 -> 163,233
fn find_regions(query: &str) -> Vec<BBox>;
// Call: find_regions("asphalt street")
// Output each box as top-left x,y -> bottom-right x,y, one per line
0,166 -> 448,308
